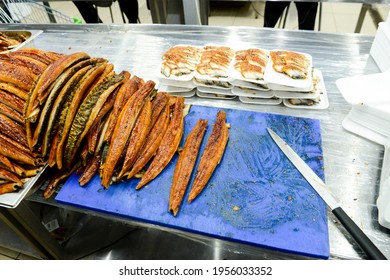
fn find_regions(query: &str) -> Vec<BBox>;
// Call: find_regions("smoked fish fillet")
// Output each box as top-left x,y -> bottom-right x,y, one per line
187,110 -> 229,203
101,80 -> 155,188
169,119 -> 208,216
126,102 -> 170,180
135,96 -> 184,190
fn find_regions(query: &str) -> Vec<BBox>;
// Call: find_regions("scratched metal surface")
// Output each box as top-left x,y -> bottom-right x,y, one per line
3,23 -> 390,259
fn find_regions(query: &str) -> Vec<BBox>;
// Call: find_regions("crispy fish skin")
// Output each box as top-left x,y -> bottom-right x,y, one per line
136,96 -> 184,190
24,52 -> 90,122
13,48 -> 61,65
63,74 -> 124,169
169,119 -> 208,216
0,132 -> 37,158
187,110 -> 229,203
0,167 -> 22,184
0,182 -> 21,195
32,59 -> 106,152
0,54 -> 40,78
0,112 -> 28,148
43,165 -> 78,200
103,75 -> 144,143
117,97 -> 152,180
40,64 -> 95,156
0,154 -> 14,172
0,88 -> 25,113
0,60 -> 35,91
0,102 -> 24,124
0,82 -> 28,100
0,136 -> 38,166
149,91 -> 169,128
5,53 -> 47,75
126,103 -> 170,179
101,80 -> 155,188
78,153 -> 101,186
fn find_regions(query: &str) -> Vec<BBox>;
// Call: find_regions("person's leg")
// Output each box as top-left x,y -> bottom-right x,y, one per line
118,0 -> 139,23
295,2 -> 318,30
263,1 -> 291,28
73,1 -> 102,23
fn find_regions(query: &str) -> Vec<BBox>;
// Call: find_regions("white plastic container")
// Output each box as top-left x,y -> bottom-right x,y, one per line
370,22 -> 390,72
377,140 -> 390,229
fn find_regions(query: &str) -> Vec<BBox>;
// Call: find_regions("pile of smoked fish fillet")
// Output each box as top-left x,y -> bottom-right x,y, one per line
0,48 -> 229,216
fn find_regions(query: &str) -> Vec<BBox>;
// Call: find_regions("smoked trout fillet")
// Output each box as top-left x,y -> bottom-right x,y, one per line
169,119 -> 208,216
187,110 -> 229,203
135,96 -> 184,190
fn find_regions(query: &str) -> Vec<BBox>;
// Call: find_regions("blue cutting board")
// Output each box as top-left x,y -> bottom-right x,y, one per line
56,105 -> 329,259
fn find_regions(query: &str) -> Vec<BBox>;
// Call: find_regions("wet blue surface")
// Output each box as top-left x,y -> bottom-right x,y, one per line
56,105 -> 329,259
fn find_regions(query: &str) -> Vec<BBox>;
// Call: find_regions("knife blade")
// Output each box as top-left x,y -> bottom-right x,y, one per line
267,128 -> 386,260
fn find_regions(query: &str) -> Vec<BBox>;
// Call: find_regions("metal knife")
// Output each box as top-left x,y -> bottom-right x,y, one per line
267,128 -> 387,260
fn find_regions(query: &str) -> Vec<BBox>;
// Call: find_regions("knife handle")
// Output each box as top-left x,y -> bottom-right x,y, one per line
333,207 -> 387,260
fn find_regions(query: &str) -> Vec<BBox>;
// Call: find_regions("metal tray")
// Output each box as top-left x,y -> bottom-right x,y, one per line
0,30 -> 43,53
0,165 -> 48,209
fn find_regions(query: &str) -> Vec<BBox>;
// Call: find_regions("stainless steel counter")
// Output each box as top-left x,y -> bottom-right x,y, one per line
1,23 -> 390,260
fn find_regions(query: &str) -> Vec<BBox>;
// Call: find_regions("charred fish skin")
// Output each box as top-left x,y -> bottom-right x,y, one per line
169,118 -> 208,216
135,96 -> 185,190
187,110 -> 229,203
103,75 -> 144,144
126,102 -> 170,180
101,80 -> 155,189
117,98 -> 152,180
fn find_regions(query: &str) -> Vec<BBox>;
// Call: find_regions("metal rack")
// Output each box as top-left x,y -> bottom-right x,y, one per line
0,0 -> 81,23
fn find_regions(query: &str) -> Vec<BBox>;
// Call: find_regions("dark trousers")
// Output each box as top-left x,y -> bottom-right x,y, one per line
73,1 -> 138,24
263,1 -> 318,31
73,1 -> 102,23
118,0 -> 139,23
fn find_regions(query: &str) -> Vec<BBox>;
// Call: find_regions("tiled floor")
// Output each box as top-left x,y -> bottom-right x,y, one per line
0,245 -> 39,260
43,0 -> 390,35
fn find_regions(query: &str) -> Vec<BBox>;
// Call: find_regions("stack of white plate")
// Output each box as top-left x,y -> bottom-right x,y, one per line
156,45 -> 329,109
157,75 -> 197,98
370,22 -> 390,72
232,49 -> 329,109
337,71 -> 390,145
337,71 -> 390,230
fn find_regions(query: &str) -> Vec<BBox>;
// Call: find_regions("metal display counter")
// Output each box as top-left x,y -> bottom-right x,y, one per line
1,23 -> 389,260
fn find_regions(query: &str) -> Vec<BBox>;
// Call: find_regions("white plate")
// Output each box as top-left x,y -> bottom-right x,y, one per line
342,113 -> 388,145
239,96 -> 282,105
168,89 -> 196,98
158,77 -> 196,89
282,70 -> 329,110
336,71 -> 390,105
196,90 -> 236,100
158,84 -> 195,93
268,82 -> 313,92
228,78 -> 270,91
231,86 -> 275,98
193,76 -> 232,89
197,86 -> 235,96
275,68 -> 323,99
263,49 -> 313,89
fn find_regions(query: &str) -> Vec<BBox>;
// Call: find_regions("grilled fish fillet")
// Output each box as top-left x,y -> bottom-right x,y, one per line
169,119 -> 208,216
187,110 -> 229,203
136,96 -> 184,190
